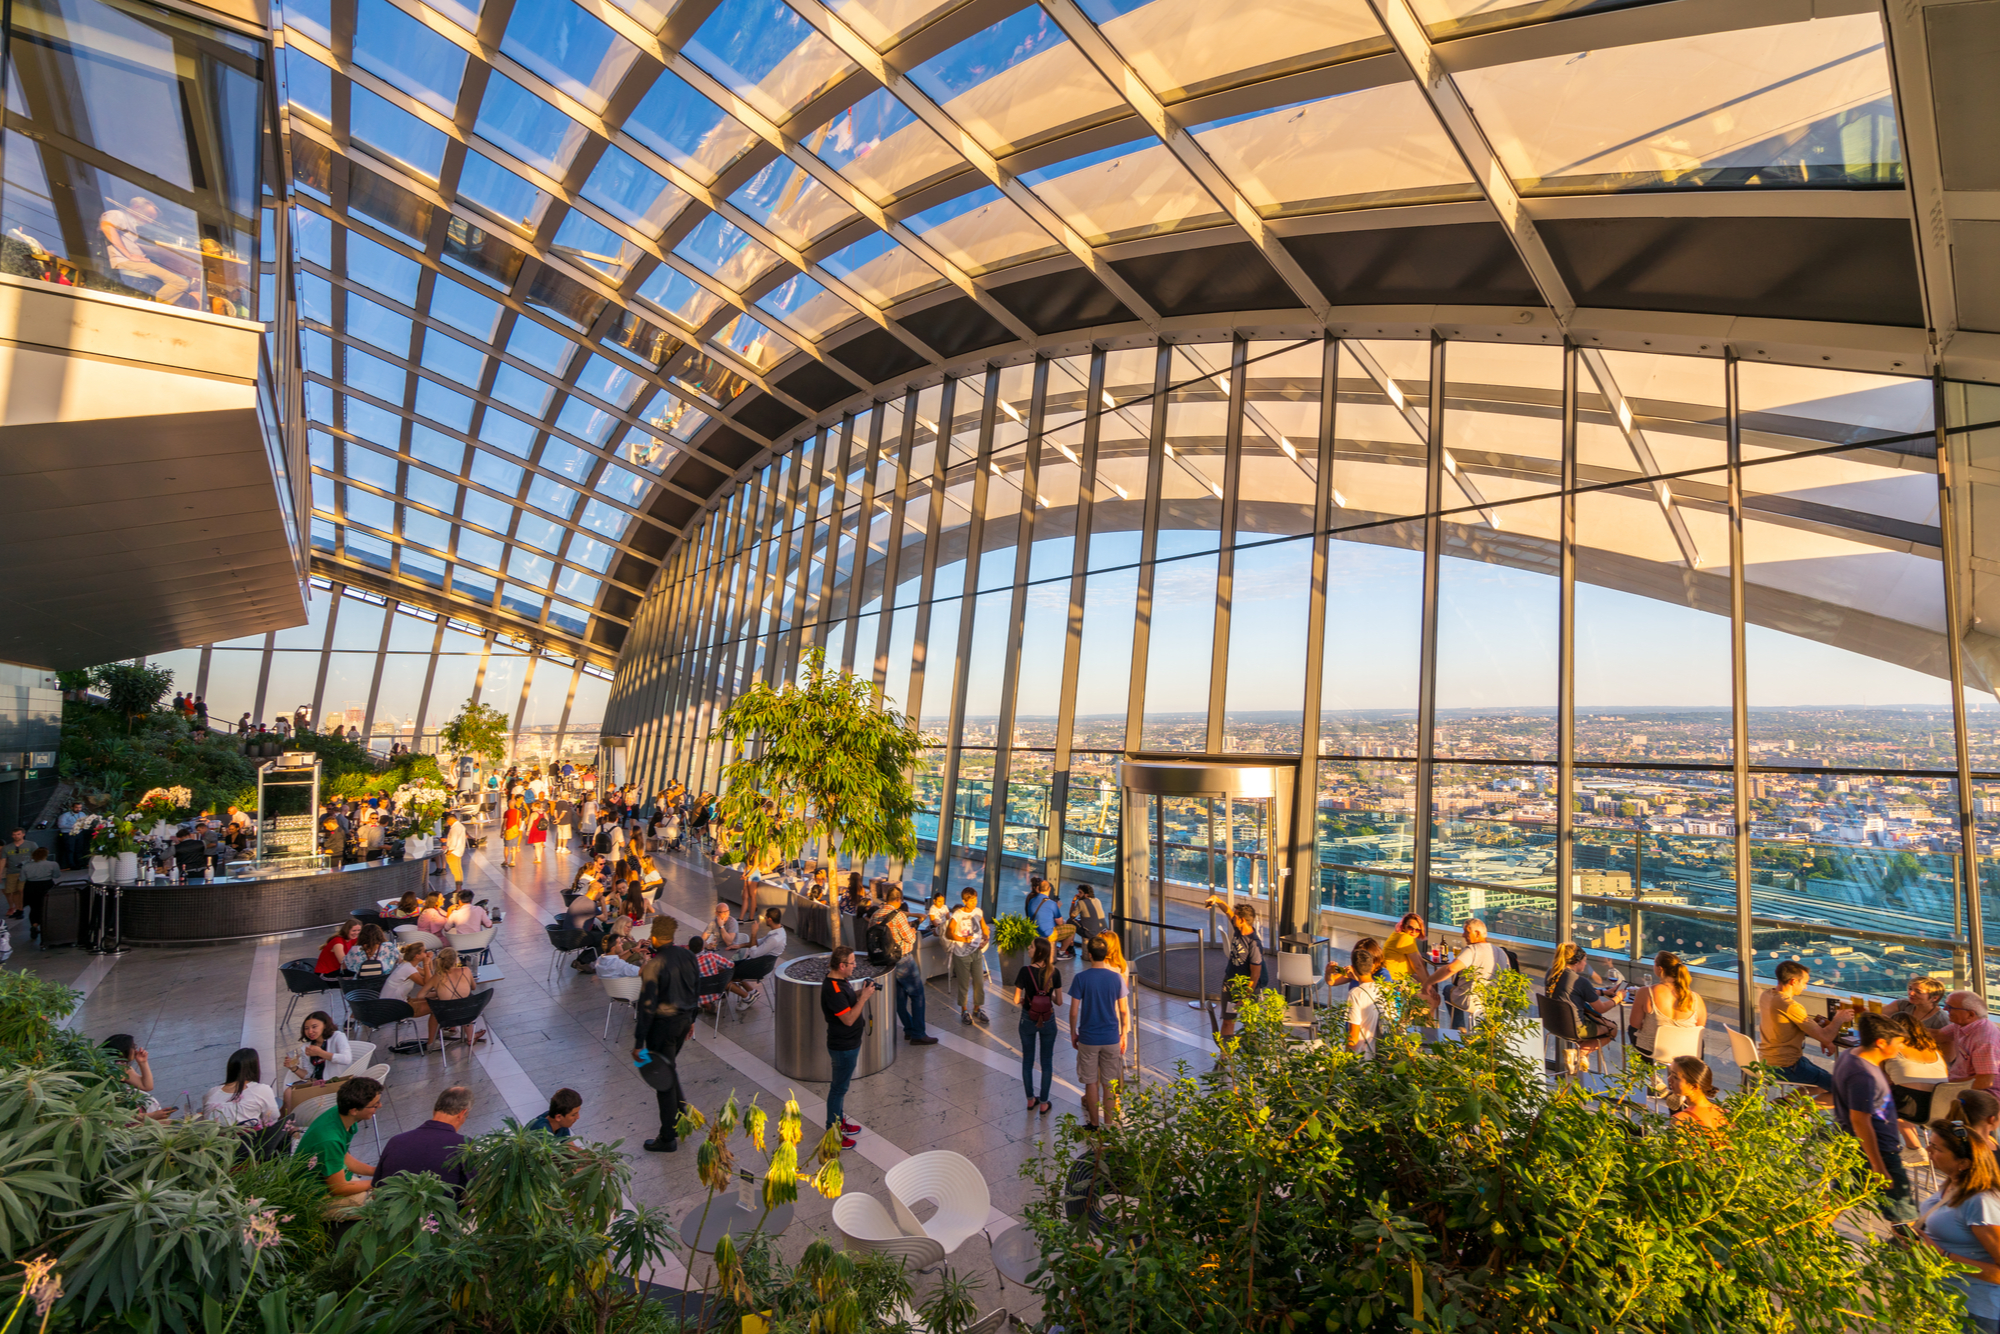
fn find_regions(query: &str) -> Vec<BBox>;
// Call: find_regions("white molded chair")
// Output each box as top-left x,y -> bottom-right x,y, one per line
1649,1025 -> 1704,1065
395,926 -> 444,949
1276,951 -> 1318,1007
600,974 -> 643,1039
830,1193 -> 947,1270
883,1150 -> 991,1256
1723,1024 -> 1823,1100
358,1063 -> 391,1152
445,925 -> 498,967
332,1041 -> 377,1078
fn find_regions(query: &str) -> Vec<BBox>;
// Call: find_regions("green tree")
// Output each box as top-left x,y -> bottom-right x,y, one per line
712,647 -> 927,870
438,696 -> 510,768
90,661 -> 174,730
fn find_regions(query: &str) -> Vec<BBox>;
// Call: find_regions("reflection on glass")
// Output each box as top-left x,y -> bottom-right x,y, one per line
1316,760 -> 1415,917
1222,537 -> 1309,753
1140,551 -> 1216,750
2,0 -> 262,316
1429,763 -> 1558,943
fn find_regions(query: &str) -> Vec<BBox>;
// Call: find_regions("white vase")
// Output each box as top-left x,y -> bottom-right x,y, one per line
88,854 -> 111,885
404,834 -> 431,861
115,851 -> 139,882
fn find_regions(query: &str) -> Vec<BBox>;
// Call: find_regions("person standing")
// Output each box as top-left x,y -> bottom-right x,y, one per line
1217,902 -> 1265,1042
633,919 -> 699,1153
823,945 -> 878,1150
1014,936 -> 1062,1114
1068,934 -> 1129,1132
3,828 -> 32,919
20,849 -> 58,943
1834,1012 -> 1917,1225
946,887 -> 989,1025
868,886 -> 935,1045
443,812 -> 468,891
57,801 -> 85,869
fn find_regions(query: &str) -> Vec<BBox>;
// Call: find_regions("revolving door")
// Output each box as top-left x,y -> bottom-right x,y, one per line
1117,759 -> 1296,999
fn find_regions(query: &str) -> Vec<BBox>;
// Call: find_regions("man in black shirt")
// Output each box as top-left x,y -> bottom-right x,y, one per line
823,945 -> 878,1150
633,918 -> 700,1153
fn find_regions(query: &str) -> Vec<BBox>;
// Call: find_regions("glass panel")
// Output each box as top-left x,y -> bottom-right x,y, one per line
1443,341 -> 1563,501
320,653 -> 376,732
1455,12 -> 1902,194
1140,551 -> 1216,749
1239,341 -> 1320,538
916,597 -> 960,733
423,654 -> 481,731
959,588 -> 1012,743
906,6 -> 1122,154
203,649 -> 264,726
1574,471 -> 1733,763
1317,759 -> 1416,917
1741,447 -> 1953,769
1020,139 -> 1224,245
3,0 -> 263,316
1081,0 -> 1384,101
1434,496 -> 1560,760
815,88 -> 962,204
499,0 -> 640,113
1320,520 -> 1422,758
1219,531 -> 1312,749
1569,772 -> 1740,975
1578,348 -> 1726,478
353,0 -> 466,117
1429,762 -> 1558,944
683,0 -> 855,123
262,651 -> 321,724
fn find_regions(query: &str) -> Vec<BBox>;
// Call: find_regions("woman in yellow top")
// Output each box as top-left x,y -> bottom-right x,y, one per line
1380,913 -> 1436,1018
501,798 -> 523,867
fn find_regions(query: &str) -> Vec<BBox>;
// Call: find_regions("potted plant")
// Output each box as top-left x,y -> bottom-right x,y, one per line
88,812 -> 144,883
133,785 -> 191,841
712,648 -> 928,876
994,913 -> 1037,979
392,781 -> 452,861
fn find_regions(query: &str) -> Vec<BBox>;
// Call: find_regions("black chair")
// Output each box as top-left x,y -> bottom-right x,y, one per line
426,989 -> 495,1051
348,994 -> 418,1051
1542,994 -> 1605,1081
280,959 -> 339,1028
698,968 -> 736,1032
545,923 -> 587,983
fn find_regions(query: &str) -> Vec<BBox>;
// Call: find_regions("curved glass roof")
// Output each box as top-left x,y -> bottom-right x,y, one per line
283,0 -> 1916,665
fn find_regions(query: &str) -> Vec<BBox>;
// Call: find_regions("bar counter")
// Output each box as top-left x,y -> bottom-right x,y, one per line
119,859 -> 426,945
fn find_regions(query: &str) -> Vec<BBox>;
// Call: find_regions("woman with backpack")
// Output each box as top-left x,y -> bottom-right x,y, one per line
527,801 -> 549,866
1014,936 -> 1064,1114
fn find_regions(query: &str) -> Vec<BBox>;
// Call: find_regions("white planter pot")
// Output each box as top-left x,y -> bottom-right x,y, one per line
115,851 -> 139,882
88,854 -> 111,885
404,834 -> 431,861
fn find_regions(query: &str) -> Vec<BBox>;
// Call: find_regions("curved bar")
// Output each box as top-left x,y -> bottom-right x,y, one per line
118,860 -> 427,945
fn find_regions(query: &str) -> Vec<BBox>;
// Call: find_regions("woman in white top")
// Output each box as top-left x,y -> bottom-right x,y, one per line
1629,952 -> 1706,1054
280,1011 -> 355,1113
203,1047 -> 281,1125
1888,1012 -> 1952,1154
381,941 -> 428,1001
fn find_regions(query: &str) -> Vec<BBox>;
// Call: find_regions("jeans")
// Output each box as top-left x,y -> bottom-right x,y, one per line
893,954 -> 926,1038
1019,1016 -> 1057,1102
826,1045 -> 860,1129
1773,1054 -> 1835,1090
950,953 -> 985,1012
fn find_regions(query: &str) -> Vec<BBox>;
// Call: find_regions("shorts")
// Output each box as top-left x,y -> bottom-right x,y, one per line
1075,1042 -> 1121,1086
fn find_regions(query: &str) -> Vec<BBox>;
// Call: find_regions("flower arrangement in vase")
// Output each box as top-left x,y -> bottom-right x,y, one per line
391,783 -> 452,838
133,786 -> 192,823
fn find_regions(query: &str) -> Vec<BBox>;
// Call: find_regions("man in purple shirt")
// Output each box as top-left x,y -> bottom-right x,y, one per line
374,1085 -> 473,1198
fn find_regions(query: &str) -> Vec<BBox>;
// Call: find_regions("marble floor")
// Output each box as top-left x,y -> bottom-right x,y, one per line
0,843 -> 1234,1321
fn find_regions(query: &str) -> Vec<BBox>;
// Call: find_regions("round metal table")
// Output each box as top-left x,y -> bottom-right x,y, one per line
989,1222 -> 1043,1289
677,1197 -> 795,1254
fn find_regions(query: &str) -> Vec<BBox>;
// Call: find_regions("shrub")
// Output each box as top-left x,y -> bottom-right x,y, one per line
90,662 -> 173,721
1023,973 -> 1962,1332
992,914 -> 1037,955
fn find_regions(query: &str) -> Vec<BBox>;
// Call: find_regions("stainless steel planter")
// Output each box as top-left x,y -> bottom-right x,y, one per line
771,954 -> 898,1082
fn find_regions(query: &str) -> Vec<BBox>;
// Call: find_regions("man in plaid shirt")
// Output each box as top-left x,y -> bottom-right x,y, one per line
692,933 -> 732,1011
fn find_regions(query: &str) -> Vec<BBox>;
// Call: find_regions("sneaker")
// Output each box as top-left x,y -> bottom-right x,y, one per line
839,1134 -> 857,1150
841,1118 -> 862,1133
960,1011 -> 974,1025
973,1010 -> 990,1024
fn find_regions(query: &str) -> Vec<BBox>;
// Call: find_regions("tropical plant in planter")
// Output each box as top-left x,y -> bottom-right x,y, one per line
992,913 -> 1037,975
713,648 -> 927,874
438,696 -> 509,769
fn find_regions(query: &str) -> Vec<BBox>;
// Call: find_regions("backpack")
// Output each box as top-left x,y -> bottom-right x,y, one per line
1026,972 -> 1056,1023
866,915 -> 904,968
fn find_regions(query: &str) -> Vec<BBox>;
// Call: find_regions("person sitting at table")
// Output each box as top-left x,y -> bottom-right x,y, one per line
375,1085 -> 474,1201
444,888 -> 491,936
528,1088 -> 583,1139
1629,951 -> 1706,1057
1917,1119 -> 2000,1331
839,873 -> 870,917
1545,943 -> 1620,1072
202,1046 -> 282,1125
347,924 -> 391,983
1888,976 -> 1950,1034
728,906 -> 787,1010
314,919 -> 362,975
280,1011 -> 356,1113
387,891 -> 422,922
690,933 -> 732,1012
1888,1012 -> 1951,1154
413,947 -> 481,1046
1943,991 -> 2000,1093
173,826 -> 209,881
99,196 -> 193,307
1756,961 -> 1852,1095
922,889 -> 948,937
1666,1055 -> 1727,1139
382,940 -> 428,1000
705,901 -> 740,952
294,1076 -> 383,1216
416,892 -> 451,937
595,936 -> 644,978
1953,1089 -> 2000,1142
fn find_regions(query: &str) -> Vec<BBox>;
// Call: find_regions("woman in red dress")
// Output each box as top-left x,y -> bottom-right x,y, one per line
528,801 -> 549,865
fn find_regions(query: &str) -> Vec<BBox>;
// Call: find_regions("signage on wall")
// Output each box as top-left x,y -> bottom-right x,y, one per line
29,752 -> 53,768
280,751 -> 317,768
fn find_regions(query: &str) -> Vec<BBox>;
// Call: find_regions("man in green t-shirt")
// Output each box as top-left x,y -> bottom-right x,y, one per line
294,1076 -> 383,1214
